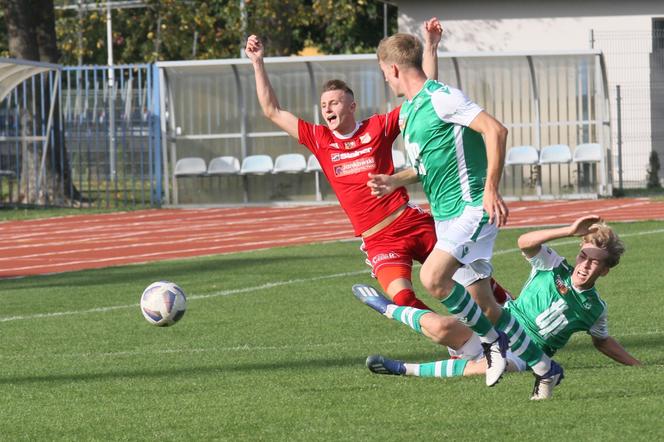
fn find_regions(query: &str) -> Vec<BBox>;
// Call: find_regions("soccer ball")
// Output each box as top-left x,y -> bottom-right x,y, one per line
140,281 -> 187,326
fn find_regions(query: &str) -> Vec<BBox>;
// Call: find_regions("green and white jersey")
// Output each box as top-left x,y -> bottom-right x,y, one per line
399,79 -> 487,220
506,245 -> 609,357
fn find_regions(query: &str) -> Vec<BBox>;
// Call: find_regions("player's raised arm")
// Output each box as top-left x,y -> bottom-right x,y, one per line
245,35 -> 299,139
591,335 -> 642,366
467,111 -> 509,227
422,17 -> 442,80
517,214 -> 602,258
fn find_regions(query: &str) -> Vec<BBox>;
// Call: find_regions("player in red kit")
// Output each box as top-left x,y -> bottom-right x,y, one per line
245,19 -> 512,357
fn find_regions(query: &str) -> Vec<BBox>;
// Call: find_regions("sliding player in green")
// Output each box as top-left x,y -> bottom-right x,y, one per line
356,215 -> 640,400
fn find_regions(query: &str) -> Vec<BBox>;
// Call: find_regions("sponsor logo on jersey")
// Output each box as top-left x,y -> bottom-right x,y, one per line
372,252 -> 400,264
359,133 -> 371,144
554,275 -> 569,295
330,146 -> 372,162
333,157 -> 375,177
329,142 -> 341,149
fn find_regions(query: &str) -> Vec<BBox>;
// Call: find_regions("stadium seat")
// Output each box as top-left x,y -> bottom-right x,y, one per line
240,154 -> 274,175
392,149 -> 407,170
572,143 -> 602,163
305,154 -> 322,172
539,144 -> 572,165
572,143 -> 603,192
174,157 -> 207,176
207,156 -> 240,175
505,145 -> 539,166
273,153 -> 307,174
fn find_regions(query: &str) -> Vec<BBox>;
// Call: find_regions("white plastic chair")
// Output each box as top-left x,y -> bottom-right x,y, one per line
305,154 -> 322,172
240,155 -> 274,175
539,144 -> 572,164
273,153 -> 307,174
573,143 -> 603,193
503,145 -> 540,196
392,149 -> 407,170
505,145 -> 539,166
538,144 -> 572,196
207,156 -> 240,175
572,143 -> 602,163
174,157 -> 206,176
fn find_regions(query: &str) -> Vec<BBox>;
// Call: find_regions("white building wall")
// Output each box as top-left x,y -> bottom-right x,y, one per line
395,1 -> 664,187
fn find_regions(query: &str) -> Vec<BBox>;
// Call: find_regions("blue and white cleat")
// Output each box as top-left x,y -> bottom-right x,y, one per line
352,284 -> 393,315
366,355 -> 406,376
531,360 -> 564,400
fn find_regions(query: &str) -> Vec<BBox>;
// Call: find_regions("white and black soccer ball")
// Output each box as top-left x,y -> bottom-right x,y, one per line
140,281 -> 187,326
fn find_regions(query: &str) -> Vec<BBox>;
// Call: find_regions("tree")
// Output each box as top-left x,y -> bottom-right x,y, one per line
647,150 -> 661,189
1,0 -> 83,204
51,0 -> 397,65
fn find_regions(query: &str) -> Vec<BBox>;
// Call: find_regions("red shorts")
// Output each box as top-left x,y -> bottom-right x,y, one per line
361,204 -> 436,275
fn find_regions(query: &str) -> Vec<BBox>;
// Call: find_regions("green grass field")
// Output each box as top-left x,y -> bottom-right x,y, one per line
1,221 -> 663,441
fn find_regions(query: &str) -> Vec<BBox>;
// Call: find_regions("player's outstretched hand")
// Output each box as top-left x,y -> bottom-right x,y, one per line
569,214 -> 602,237
367,173 -> 396,198
483,188 -> 509,227
422,17 -> 443,46
245,35 -> 264,62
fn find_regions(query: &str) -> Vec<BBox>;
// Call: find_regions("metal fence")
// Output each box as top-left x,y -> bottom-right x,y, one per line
157,50 -> 611,205
0,61 -> 160,208
61,64 -> 160,208
594,29 -> 664,189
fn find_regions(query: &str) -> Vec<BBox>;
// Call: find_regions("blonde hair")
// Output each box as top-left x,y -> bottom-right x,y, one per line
582,222 -> 625,268
377,33 -> 423,69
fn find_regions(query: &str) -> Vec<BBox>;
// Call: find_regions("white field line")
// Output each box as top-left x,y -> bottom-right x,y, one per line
0,269 -> 370,323
1,227 -> 663,323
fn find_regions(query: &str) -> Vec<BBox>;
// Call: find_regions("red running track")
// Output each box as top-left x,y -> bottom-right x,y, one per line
2,198 -> 664,278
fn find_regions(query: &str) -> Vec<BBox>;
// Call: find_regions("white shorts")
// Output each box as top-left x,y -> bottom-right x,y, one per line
435,205 -> 498,287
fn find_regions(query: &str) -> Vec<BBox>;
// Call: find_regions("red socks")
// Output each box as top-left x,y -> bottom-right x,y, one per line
393,288 -> 432,310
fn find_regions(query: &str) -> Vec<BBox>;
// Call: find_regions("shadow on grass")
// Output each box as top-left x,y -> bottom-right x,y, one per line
0,354 -> 369,386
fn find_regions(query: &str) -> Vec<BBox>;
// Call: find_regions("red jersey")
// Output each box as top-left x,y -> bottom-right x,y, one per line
298,107 -> 409,236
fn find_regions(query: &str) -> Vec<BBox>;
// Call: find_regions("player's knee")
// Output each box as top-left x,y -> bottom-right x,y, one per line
419,271 -> 454,299
426,316 -> 458,342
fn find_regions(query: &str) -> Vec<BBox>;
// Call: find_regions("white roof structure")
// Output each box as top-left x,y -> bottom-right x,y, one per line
0,58 -> 60,104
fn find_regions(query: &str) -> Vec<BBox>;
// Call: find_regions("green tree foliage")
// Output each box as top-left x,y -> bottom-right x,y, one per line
311,0 -> 397,54
50,0 -> 397,65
